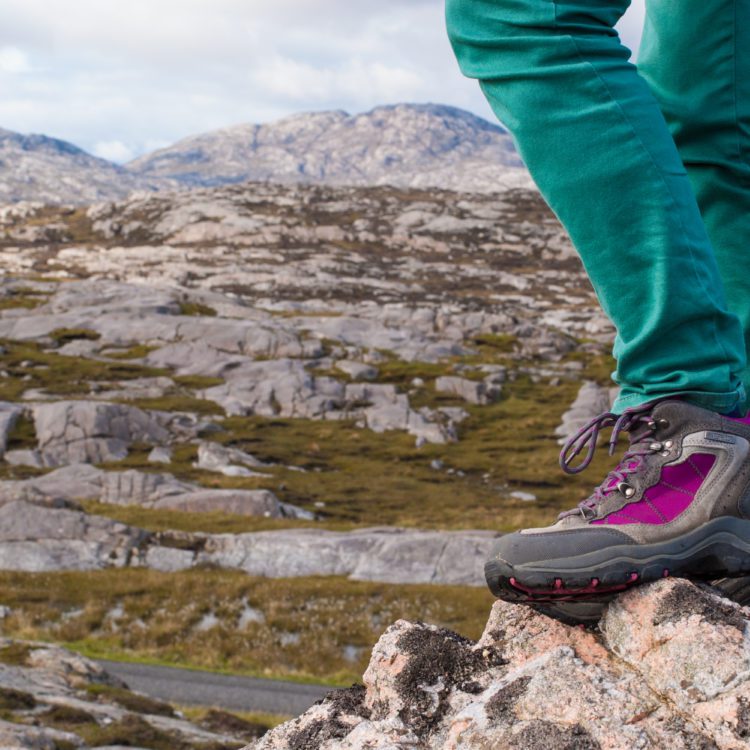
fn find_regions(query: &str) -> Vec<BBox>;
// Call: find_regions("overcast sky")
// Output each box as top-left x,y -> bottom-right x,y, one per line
0,0 -> 646,162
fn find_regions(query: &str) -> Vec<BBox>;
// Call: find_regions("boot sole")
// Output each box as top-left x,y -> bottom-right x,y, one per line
485,516 -> 750,605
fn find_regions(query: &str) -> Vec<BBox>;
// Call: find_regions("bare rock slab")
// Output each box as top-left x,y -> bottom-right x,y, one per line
0,501 -> 148,571
32,401 -> 171,466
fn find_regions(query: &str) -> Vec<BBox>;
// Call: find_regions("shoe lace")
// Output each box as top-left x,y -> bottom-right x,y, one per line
557,402 -> 660,520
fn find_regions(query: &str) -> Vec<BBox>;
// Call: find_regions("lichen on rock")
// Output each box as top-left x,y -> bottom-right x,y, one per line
249,578 -> 750,749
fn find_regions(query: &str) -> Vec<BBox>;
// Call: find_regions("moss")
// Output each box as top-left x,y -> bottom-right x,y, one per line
121,394 -> 225,417
58,206 -> 99,244
103,343 -> 161,360
74,712 -> 238,750
39,703 -> 97,726
4,413 -> 36,451
470,333 -> 519,355
0,569 -> 491,685
196,708 -> 268,740
0,292 -> 46,311
174,374 -> 226,389
179,301 -> 218,317
394,625 -> 505,733
85,683 -> 176,717
180,706 -> 288,733
0,339 -> 169,401
0,641 -> 32,665
49,328 -> 101,345
79,500 -> 329,535
0,686 -> 36,711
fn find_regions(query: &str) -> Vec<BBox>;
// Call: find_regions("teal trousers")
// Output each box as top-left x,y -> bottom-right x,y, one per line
446,0 -> 750,415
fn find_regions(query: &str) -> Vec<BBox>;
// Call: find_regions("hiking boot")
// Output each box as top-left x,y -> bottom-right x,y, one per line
485,398 -> 750,605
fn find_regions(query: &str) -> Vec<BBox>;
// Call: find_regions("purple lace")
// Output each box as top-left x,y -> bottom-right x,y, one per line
558,402 -> 659,519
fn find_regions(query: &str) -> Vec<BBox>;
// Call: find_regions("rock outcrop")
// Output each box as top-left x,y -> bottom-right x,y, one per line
0,463 -> 311,519
0,637 -> 261,748
250,578 -> 750,749
147,527 -> 498,586
0,501 -> 147,571
0,497 -> 496,584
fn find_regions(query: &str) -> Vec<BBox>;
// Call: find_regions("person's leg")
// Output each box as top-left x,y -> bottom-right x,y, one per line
445,0 -> 747,415
637,0 -> 750,414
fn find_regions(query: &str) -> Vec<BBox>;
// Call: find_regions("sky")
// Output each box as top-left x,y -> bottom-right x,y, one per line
0,0 -> 646,163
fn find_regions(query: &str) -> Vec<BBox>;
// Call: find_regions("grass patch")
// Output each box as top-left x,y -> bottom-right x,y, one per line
4,413 -> 36,451
0,641 -> 32,666
0,289 -> 47,311
174,374 -> 226,389
40,709 -> 239,750
204,372 -> 621,531
103,344 -> 161,360
81,352 -> 623,533
470,332 -> 519,355
182,705 -> 288,731
122,394 -> 225,417
181,706 -> 276,741
0,687 -> 36,710
85,683 -> 176,717
0,339 -> 169,401
0,569 -> 493,685
49,327 -> 101,346
79,501 -> 333,535
179,301 -> 218,317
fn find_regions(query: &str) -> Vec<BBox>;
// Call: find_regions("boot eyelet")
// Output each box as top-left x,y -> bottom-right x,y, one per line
649,441 -> 663,451
663,440 -> 673,449
657,418 -> 670,429
661,450 -> 670,457
618,482 -> 635,498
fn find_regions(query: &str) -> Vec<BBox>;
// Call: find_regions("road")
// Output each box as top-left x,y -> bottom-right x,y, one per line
96,659 -> 332,717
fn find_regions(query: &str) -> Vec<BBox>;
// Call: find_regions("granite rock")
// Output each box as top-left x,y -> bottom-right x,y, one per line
251,578 -> 750,749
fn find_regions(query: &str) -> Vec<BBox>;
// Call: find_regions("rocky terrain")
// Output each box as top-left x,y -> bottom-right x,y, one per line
0,177 -> 622,691
0,105 -> 532,204
0,128 -> 168,205
0,636 -> 268,748
250,578 -> 750,749
0,178 -> 616,582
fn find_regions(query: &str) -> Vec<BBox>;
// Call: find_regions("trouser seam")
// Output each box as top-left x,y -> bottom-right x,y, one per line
733,0 -> 744,166
550,3 -> 740,401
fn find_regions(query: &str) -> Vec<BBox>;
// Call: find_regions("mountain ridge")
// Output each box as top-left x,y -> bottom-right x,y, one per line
0,103 -> 532,204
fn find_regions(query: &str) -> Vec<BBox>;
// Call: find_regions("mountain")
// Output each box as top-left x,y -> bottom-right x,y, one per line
0,127 -> 168,204
0,104 -> 532,205
126,103 -> 532,193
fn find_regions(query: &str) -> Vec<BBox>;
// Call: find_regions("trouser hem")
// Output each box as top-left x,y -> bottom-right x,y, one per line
611,386 -> 746,416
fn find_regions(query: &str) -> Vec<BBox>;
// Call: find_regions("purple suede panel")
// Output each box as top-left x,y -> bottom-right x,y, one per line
591,453 -> 716,526
660,460 -> 707,494
644,485 -> 694,522
686,452 -> 717,478
596,501 -> 663,525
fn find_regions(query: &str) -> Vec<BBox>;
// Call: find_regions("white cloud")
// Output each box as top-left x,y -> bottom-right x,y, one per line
92,140 -> 134,163
251,57 -> 424,105
0,46 -> 31,73
0,0 -> 646,157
